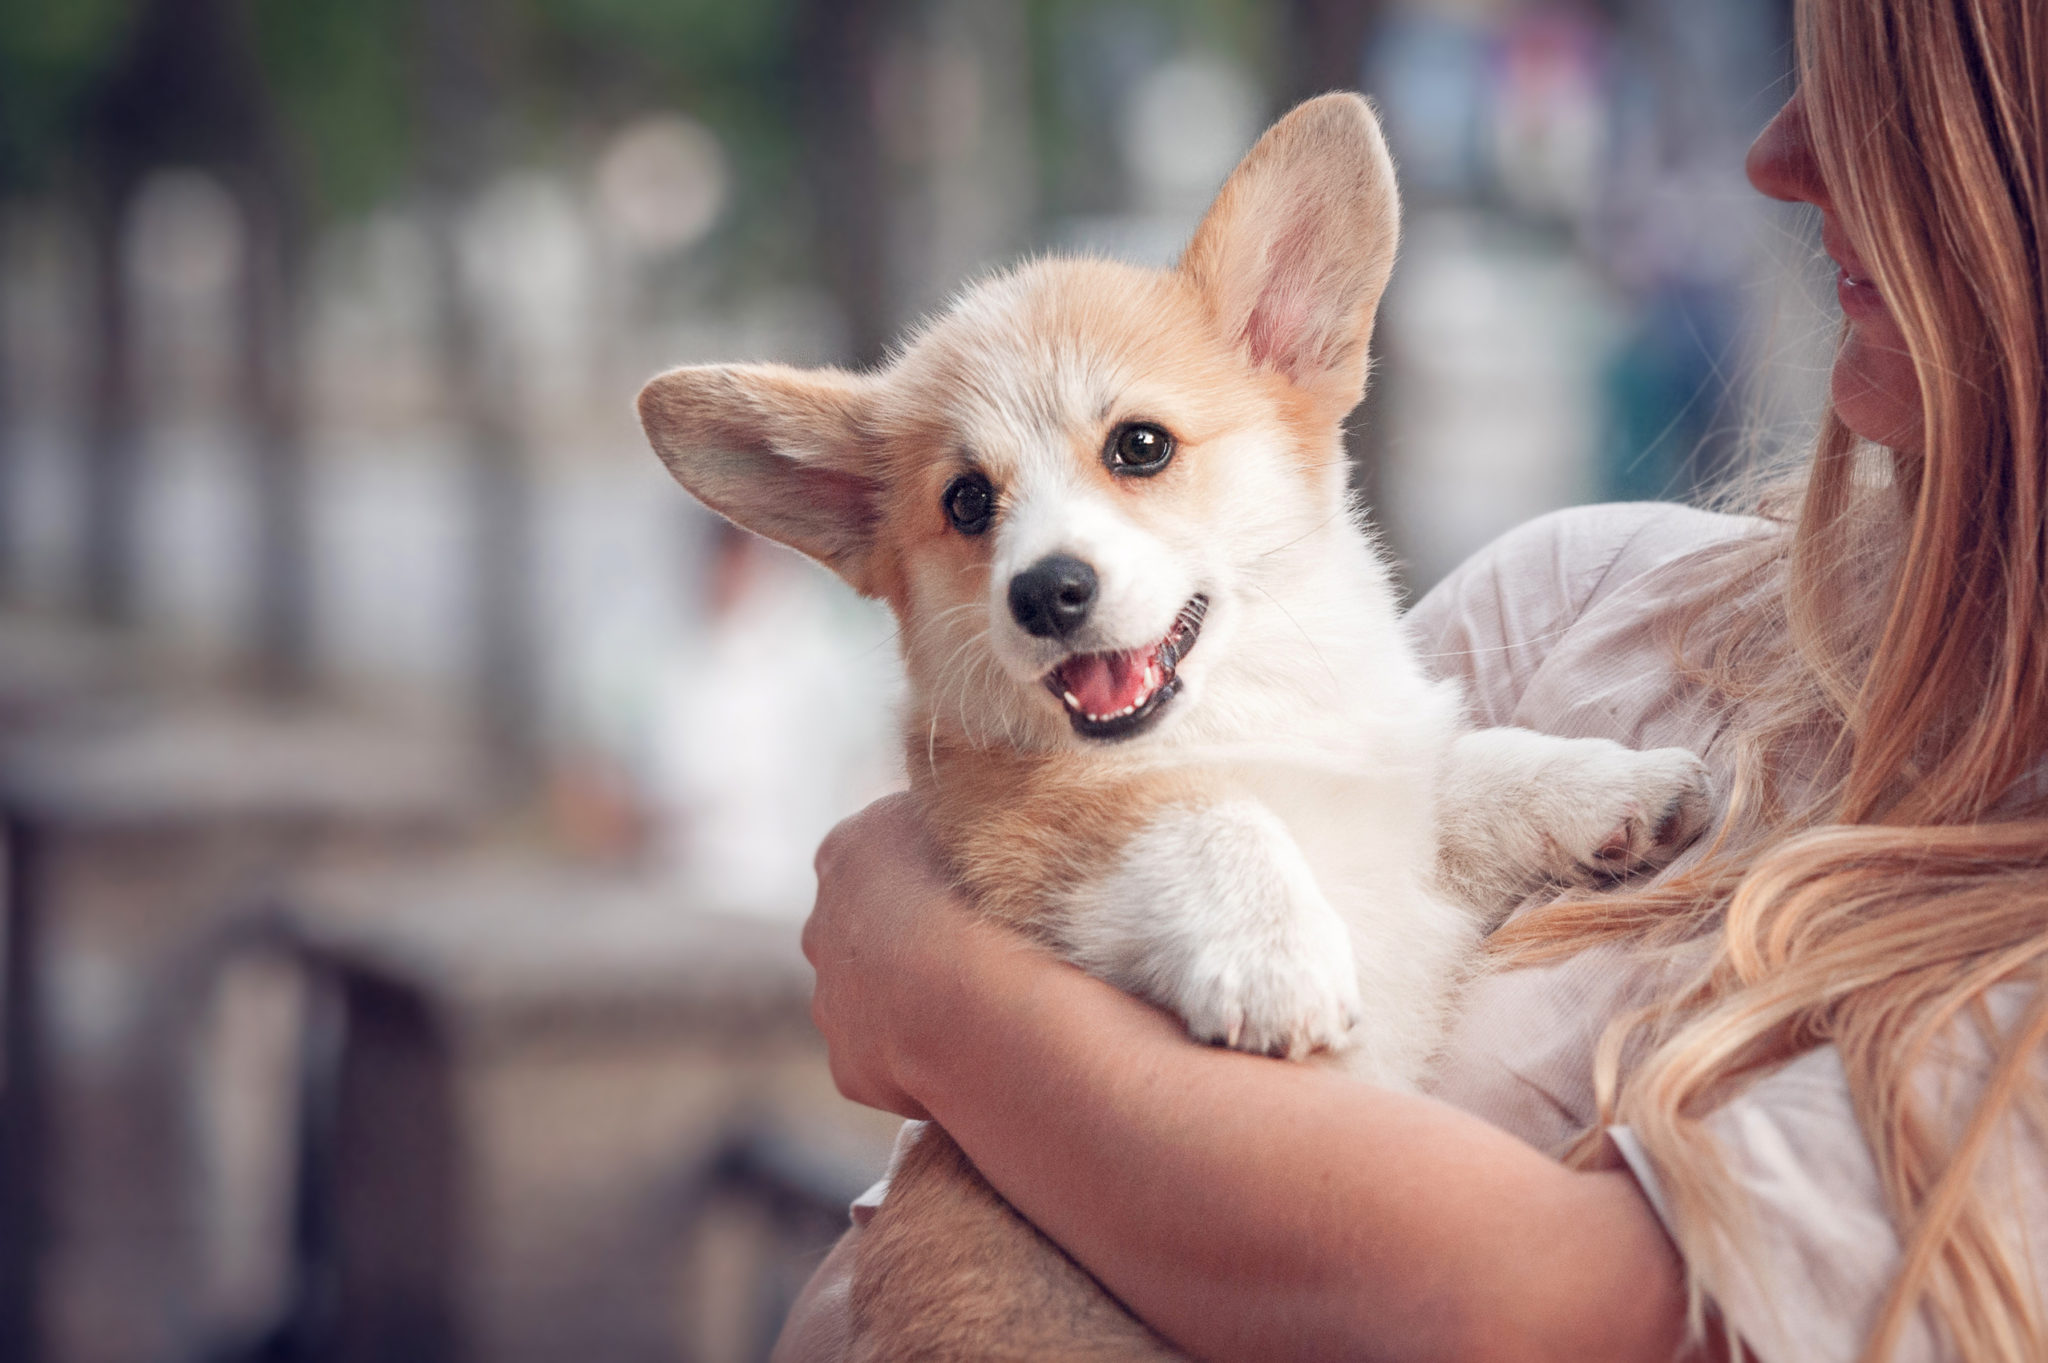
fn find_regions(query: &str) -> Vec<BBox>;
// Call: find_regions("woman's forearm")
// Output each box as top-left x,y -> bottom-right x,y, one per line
895,924 -> 1690,1363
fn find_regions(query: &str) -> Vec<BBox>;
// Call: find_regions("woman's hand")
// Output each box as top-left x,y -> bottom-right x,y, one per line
804,792 -> 1010,1119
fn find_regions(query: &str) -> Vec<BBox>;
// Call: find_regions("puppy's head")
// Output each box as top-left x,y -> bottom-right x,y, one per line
639,94 -> 1399,752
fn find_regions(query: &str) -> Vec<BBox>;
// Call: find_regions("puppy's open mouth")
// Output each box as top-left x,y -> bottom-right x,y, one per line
1043,595 -> 1208,741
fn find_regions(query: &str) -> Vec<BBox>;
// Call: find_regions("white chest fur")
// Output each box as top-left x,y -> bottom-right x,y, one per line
1059,604 -> 1480,1087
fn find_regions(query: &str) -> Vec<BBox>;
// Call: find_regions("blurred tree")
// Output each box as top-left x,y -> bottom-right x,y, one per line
1283,0 -> 1389,505
0,0 -> 383,672
0,223 -> 7,581
0,0 -> 126,609
246,0 -> 413,217
793,0 -> 897,365
1025,0 -> 1275,223
1284,0 -> 1380,104
82,0 -> 313,683
518,0 -> 815,305
2,1 -> 414,213
410,0 -> 544,786
0,0 -> 132,191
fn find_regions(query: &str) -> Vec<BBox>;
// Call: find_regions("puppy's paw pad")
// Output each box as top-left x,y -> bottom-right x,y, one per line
1577,750 -> 1711,880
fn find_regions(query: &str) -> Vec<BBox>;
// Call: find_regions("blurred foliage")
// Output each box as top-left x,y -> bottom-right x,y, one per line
516,0 -> 808,292
0,0 -> 132,186
248,0 -> 413,214
1026,0 -> 1277,214
519,0 -> 799,154
526,0 -> 796,81
1,0 -> 1279,289
0,0 -> 816,286
0,0 -> 804,209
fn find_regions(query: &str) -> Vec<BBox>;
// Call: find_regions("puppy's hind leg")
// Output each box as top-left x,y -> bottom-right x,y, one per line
850,1124 -> 1181,1362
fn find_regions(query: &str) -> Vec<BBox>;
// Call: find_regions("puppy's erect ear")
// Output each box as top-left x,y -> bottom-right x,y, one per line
1179,93 -> 1400,413
638,363 -> 885,595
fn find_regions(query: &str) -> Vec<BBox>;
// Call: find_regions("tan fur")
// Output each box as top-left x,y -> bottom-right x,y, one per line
850,1126 -> 1179,1363
636,365 -> 890,595
913,732 -> 1209,934
847,736 -> 1217,1359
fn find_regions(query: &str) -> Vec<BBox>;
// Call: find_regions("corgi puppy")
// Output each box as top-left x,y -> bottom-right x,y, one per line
640,94 -> 1708,1362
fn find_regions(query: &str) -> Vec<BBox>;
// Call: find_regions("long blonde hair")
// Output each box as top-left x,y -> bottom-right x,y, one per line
1494,0 -> 2048,1357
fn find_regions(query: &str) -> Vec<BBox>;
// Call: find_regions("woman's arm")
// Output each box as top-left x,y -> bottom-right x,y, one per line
802,796 -> 1696,1363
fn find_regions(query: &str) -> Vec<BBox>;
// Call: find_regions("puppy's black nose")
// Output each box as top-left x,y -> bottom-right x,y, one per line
1009,555 -> 1098,639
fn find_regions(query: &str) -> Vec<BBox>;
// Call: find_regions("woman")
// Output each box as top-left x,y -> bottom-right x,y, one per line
781,0 -> 2048,1357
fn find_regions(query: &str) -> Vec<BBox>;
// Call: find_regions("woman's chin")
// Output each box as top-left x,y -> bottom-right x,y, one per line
1832,324 -> 1923,452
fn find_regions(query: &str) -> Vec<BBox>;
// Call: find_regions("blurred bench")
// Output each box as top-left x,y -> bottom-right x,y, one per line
234,863 -> 890,1363
0,668 -> 479,1363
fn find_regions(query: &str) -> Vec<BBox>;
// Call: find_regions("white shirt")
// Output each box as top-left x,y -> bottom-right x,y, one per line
1412,501 -> 2046,1363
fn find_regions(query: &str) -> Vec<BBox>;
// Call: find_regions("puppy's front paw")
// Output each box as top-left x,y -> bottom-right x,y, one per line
1170,908 -> 1361,1060
1071,799 -> 1362,1062
1570,747 -> 1712,882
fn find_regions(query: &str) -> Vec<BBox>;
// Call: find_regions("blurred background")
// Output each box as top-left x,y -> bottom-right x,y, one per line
0,1 -> 1835,1359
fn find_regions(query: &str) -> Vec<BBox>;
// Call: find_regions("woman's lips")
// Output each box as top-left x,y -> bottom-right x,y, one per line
1822,222 -> 1888,322
1836,265 -> 1888,321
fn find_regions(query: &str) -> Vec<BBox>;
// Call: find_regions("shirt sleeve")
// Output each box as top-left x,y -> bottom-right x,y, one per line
849,1119 -> 929,1225
1611,983 -> 2048,1363
1404,502 -> 1734,727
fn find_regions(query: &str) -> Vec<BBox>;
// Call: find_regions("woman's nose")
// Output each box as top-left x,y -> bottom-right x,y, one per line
1746,93 -> 1829,208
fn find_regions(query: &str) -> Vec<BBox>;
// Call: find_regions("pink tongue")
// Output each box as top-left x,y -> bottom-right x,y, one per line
1061,649 -> 1152,716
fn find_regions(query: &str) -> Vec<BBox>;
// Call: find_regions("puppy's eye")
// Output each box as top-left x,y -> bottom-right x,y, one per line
943,471 -> 996,535
1104,422 -> 1175,476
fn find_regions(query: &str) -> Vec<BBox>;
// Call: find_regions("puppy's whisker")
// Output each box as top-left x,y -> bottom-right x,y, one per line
912,602 -> 986,648
1251,582 -> 1342,690
1253,508 -> 1351,561
856,624 -> 905,661
957,649 -> 1000,745
972,652 -> 1009,745
930,623 -> 988,677
929,626 -> 996,744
